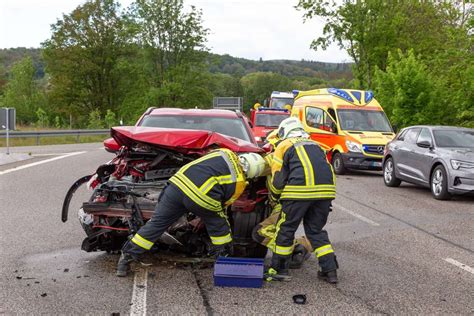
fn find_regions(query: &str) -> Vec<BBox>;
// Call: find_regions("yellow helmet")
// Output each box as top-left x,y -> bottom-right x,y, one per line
238,153 -> 267,179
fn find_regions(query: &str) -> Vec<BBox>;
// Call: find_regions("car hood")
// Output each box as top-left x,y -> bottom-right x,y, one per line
111,126 -> 263,154
343,131 -> 395,145
437,147 -> 474,161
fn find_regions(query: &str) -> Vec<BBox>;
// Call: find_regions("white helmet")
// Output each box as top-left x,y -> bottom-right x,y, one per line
238,153 -> 266,179
277,117 -> 306,140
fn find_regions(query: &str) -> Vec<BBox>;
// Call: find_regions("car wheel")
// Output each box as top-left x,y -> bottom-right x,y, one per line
430,165 -> 451,200
332,152 -> 347,175
383,157 -> 401,187
232,207 -> 268,258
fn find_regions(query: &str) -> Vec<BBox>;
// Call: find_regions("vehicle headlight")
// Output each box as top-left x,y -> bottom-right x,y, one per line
345,140 -> 362,153
450,159 -> 474,170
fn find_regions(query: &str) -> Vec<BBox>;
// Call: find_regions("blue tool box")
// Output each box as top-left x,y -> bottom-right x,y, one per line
213,257 -> 265,288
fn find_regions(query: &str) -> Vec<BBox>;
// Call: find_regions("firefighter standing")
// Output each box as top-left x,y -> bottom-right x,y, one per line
117,148 -> 266,277
266,117 -> 338,283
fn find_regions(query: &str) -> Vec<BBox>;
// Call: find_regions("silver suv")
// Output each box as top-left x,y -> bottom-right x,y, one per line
383,126 -> 474,200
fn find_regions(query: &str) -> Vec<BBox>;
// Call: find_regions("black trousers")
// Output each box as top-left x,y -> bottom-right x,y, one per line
122,184 -> 231,257
275,199 -> 337,272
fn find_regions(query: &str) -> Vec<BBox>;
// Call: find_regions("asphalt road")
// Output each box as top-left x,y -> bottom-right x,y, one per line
1,143 -> 473,315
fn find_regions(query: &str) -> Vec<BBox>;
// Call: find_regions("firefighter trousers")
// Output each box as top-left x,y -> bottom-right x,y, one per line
252,205 -> 313,253
122,183 -> 232,258
274,199 -> 337,272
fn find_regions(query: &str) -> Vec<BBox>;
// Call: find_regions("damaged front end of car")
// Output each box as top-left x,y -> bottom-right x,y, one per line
62,126 -> 269,258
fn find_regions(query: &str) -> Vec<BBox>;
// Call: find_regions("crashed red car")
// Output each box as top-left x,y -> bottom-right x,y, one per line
62,108 -> 270,258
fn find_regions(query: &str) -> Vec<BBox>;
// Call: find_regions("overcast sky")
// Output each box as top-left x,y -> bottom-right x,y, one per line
0,0 -> 351,63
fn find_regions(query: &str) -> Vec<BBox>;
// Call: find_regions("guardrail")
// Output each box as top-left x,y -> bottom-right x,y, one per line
0,129 -> 110,145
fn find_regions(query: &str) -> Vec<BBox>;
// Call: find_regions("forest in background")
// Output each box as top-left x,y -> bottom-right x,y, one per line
0,0 -> 472,129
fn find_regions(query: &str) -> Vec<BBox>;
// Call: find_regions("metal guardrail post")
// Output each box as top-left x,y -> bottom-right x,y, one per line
36,134 -> 40,145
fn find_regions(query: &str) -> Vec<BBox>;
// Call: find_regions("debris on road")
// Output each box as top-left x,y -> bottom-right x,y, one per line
293,294 -> 307,305
63,268 -> 69,272
40,293 -> 47,298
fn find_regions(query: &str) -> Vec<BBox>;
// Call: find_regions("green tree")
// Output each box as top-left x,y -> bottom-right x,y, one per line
87,109 -> 105,128
374,50 -> 434,127
35,107 -> 49,128
3,57 -> 46,124
128,0 -> 210,108
240,72 -> 292,110
42,0 -> 130,124
104,109 -> 117,128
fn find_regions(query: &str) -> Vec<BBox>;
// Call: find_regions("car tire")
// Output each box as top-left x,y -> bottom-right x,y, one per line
383,157 -> 401,187
232,207 -> 268,258
332,152 -> 347,175
430,165 -> 451,200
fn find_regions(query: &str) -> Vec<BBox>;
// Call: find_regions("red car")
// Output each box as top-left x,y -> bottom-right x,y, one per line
63,108 -> 269,258
104,107 -> 258,152
249,107 -> 290,144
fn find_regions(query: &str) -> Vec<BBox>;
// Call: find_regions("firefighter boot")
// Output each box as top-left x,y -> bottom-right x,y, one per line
209,242 -> 234,258
289,244 -> 311,269
265,254 -> 292,282
116,252 -> 135,277
317,269 -> 338,284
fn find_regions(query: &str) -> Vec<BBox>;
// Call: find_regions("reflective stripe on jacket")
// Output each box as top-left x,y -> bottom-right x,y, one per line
271,138 -> 336,200
169,149 -> 246,211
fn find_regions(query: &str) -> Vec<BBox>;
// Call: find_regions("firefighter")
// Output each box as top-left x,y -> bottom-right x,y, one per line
252,130 -> 312,269
116,148 -> 266,277
265,117 -> 338,283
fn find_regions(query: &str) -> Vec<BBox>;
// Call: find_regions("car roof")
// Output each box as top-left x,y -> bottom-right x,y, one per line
403,125 -> 473,131
148,108 -> 240,118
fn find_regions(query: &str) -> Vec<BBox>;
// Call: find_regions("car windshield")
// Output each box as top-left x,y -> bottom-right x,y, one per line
271,98 -> 294,109
433,129 -> 474,148
255,113 -> 289,127
140,115 -> 251,143
337,109 -> 393,132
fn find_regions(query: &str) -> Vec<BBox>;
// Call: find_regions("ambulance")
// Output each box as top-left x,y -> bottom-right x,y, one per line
291,88 -> 395,174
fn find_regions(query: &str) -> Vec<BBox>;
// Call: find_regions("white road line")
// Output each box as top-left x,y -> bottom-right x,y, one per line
130,268 -> 148,316
333,203 -> 380,226
444,258 -> 474,275
0,151 -> 86,175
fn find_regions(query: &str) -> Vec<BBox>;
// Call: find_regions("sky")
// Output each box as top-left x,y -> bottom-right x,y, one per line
0,0 -> 351,63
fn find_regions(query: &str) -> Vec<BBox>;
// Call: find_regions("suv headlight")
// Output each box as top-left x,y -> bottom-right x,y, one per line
450,159 -> 474,170
345,140 -> 362,153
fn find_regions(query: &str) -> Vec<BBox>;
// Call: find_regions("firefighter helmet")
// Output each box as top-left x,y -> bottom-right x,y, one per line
238,153 -> 266,179
277,117 -> 305,140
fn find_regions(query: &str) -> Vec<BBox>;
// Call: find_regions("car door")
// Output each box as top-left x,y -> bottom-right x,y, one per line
396,127 -> 421,180
305,106 -> 343,149
411,128 -> 436,185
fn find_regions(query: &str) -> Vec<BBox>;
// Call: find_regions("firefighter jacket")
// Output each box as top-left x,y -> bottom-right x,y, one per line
269,137 -> 336,201
169,149 -> 246,211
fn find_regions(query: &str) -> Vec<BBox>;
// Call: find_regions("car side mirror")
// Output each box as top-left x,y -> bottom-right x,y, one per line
392,124 -> 398,133
417,140 -> 432,149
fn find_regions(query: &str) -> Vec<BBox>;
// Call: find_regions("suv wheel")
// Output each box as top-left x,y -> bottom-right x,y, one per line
332,152 -> 347,175
383,157 -> 401,187
431,165 -> 451,200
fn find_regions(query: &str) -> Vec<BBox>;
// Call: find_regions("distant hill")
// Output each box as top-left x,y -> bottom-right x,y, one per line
0,47 -> 352,81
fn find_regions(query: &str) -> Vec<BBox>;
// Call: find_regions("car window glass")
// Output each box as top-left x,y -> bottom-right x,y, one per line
140,115 -> 251,142
404,128 -> 421,144
417,128 -> 432,145
397,129 -> 408,140
305,107 -> 324,129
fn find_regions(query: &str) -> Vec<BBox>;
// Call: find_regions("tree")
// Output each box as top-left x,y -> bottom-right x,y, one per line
129,0 -> 210,108
240,72 -> 292,110
42,0 -> 130,123
2,57 -> 46,124
374,50 -> 434,127
296,0 -> 465,88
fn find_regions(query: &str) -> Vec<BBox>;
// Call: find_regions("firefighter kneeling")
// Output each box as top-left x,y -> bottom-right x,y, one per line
265,117 -> 339,283
117,148 -> 266,277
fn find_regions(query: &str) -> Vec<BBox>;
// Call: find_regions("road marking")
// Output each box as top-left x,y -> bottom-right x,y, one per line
0,151 -> 86,175
333,203 -> 380,226
444,258 -> 474,275
130,268 -> 148,316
